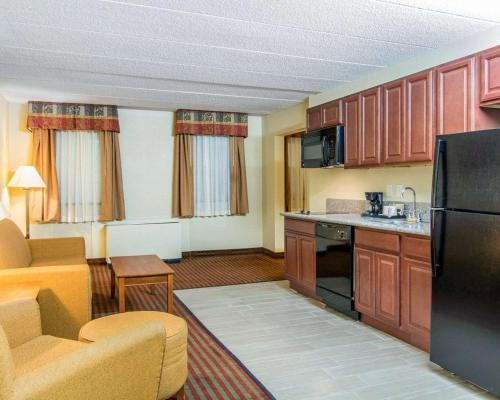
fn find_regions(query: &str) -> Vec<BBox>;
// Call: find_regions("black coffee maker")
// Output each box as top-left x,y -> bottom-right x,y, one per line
362,192 -> 383,217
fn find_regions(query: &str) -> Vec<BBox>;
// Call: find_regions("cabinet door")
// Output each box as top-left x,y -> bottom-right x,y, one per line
284,231 -> 299,281
436,57 -> 475,135
360,88 -> 381,165
479,46 -> 500,104
382,80 -> 405,164
406,70 -> 434,162
355,248 -> 375,316
299,235 -> 316,290
343,95 -> 360,167
401,258 -> 431,337
374,252 -> 400,327
322,100 -> 343,127
307,107 -> 322,132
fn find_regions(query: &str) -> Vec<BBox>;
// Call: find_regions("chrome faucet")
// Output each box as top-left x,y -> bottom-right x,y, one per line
401,186 -> 417,216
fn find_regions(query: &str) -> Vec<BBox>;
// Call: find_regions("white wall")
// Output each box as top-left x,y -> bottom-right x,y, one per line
4,103 -> 263,257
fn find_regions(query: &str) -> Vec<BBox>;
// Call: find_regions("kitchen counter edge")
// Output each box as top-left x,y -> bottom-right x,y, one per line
281,212 -> 430,237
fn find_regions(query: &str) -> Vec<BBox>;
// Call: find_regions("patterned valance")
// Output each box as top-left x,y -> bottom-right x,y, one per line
27,101 -> 120,132
175,109 -> 248,138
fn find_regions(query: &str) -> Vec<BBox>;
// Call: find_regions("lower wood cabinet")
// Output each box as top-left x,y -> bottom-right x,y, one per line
284,218 -> 316,297
354,228 -> 431,351
354,248 -> 400,328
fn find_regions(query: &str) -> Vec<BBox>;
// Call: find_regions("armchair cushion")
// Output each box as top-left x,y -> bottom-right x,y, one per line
0,325 -> 14,400
28,238 -> 86,267
12,336 -> 85,377
0,220 -> 32,269
0,298 -> 41,349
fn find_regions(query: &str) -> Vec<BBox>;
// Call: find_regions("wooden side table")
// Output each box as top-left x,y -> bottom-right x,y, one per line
110,255 -> 175,314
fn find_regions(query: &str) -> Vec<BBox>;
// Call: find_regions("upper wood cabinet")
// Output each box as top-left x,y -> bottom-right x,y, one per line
360,87 -> 381,165
343,95 -> 360,167
306,106 -> 322,131
436,56 -> 475,135
406,70 -> 434,162
382,79 -> 406,164
321,100 -> 343,127
307,101 -> 343,132
479,46 -> 500,105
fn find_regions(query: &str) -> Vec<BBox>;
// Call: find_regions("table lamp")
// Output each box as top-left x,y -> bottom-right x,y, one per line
0,202 -> 10,221
8,166 -> 46,239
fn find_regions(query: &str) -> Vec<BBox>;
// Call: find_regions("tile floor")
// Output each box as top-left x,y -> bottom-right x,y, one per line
176,280 -> 497,400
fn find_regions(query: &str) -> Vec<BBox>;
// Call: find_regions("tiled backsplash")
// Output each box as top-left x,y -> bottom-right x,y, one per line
326,198 -> 431,222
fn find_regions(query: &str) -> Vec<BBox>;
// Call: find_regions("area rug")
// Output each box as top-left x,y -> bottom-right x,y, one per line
91,264 -> 276,400
171,253 -> 285,290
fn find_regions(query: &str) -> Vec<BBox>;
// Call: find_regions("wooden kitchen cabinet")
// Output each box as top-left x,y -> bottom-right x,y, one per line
374,252 -> 400,328
343,94 -> 360,167
355,228 -> 431,351
284,231 -> 300,282
382,79 -> 406,163
354,248 -> 375,317
306,106 -> 322,132
479,46 -> 500,105
406,70 -> 434,162
401,236 -> 432,352
284,218 -> 316,297
436,56 -> 475,135
321,100 -> 343,127
354,245 -> 400,328
360,87 -> 382,165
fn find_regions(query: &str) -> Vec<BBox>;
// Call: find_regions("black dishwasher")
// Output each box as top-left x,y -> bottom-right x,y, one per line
315,222 -> 359,320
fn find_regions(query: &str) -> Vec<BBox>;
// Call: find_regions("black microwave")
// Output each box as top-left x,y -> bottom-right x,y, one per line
301,126 -> 344,168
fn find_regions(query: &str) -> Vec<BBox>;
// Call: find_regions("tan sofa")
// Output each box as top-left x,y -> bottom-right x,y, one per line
0,219 -> 91,340
0,293 -> 166,400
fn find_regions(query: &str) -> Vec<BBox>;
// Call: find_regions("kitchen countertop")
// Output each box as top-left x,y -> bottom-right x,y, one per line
281,212 -> 430,237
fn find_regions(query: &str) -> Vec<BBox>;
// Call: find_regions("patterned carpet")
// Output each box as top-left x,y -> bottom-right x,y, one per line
91,260 -> 277,400
171,253 -> 285,290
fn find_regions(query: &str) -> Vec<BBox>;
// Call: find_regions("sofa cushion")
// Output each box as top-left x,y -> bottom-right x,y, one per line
11,335 -> 86,377
0,219 -> 32,269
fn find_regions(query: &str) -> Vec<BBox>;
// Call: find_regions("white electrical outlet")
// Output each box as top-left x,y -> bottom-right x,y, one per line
386,184 -> 393,197
396,185 -> 405,198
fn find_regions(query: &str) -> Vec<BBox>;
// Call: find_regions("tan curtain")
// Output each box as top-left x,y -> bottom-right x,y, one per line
172,135 -> 194,218
229,136 -> 249,215
285,136 -> 308,212
100,131 -> 125,221
31,128 -> 60,222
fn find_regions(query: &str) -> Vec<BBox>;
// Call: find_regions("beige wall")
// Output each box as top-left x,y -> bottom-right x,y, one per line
3,103 -> 263,257
262,102 -> 307,252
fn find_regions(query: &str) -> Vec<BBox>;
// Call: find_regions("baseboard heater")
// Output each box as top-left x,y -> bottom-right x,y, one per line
105,219 -> 181,263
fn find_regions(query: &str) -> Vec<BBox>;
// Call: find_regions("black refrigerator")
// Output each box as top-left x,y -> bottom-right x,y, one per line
431,128 -> 500,395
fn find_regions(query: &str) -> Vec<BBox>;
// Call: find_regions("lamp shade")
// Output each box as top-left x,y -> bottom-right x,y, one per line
0,202 -> 10,220
8,166 -> 46,189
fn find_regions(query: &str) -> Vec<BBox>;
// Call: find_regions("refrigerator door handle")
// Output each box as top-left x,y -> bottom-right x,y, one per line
431,209 -> 444,278
432,139 -> 446,208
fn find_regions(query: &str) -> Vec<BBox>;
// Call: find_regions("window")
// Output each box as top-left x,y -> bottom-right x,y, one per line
193,135 -> 230,217
55,130 -> 101,222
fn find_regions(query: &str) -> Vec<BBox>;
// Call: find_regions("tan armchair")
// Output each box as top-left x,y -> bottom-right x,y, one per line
0,219 -> 91,340
0,294 -> 166,400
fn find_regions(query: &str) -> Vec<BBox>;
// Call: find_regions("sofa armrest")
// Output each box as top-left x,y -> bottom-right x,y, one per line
28,237 -> 86,264
12,322 -> 166,400
0,265 -> 91,340
0,298 -> 42,348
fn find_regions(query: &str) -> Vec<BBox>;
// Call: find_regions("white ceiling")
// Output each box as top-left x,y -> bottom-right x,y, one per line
1,0 -> 499,115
